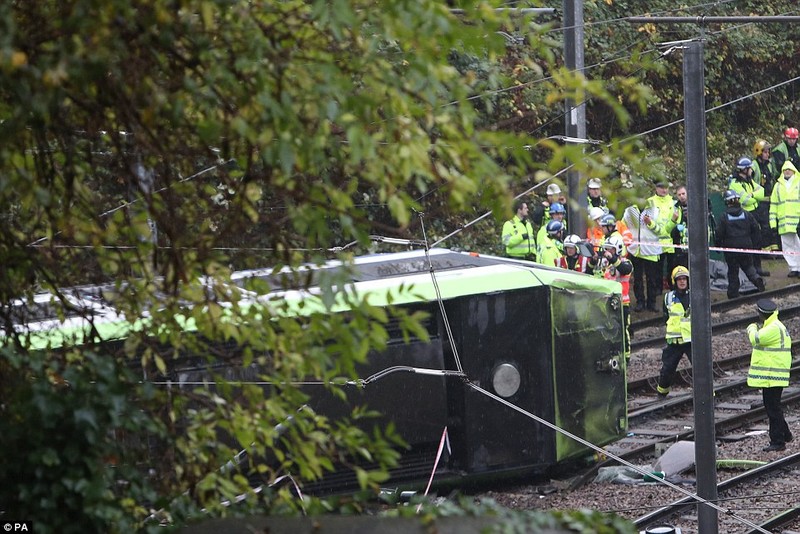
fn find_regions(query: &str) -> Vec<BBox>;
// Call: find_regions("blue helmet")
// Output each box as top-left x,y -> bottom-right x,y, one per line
599,213 -> 616,226
546,220 -> 564,235
549,202 -> 566,214
736,157 -> 752,170
724,189 -> 741,203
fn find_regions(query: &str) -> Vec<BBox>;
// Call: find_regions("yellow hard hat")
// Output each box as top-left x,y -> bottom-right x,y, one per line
752,139 -> 770,159
671,265 -> 690,284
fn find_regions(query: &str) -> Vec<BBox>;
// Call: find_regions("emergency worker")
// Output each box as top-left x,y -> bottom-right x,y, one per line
532,183 -> 567,226
753,139 -> 778,197
537,202 -> 567,246
656,266 -> 691,398
646,181 -> 678,291
772,127 -> 800,171
501,199 -> 536,260
752,139 -> 779,252
587,178 -> 608,209
727,157 -> 767,276
595,235 -> 633,358
597,213 -> 631,257
769,161 -> 800,277
538,220 -> 565,266
587,206 -> 608,249
747,299 -> 792,452
716,190 -> 765,298
556,234 -> 591,273
633,209 -> 665,312
670,185 -> 689,271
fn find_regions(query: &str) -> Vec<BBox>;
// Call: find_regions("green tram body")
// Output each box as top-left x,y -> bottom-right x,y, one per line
9,248 -> 628,490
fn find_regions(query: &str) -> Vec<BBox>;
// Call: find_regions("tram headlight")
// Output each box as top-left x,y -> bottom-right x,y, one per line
492,363 -> 521,398
608,294 -> 621,311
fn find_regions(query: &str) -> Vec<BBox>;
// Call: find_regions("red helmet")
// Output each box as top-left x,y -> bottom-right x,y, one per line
785,127 -> 799,140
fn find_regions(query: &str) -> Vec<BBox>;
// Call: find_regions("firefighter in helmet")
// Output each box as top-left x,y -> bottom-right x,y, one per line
656,266 -> 691,398
772,127 -> 800,170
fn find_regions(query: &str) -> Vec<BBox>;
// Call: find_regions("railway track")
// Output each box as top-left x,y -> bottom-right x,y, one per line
476,280 -> 800,532
596,286 -> 800,531
634,453 -> 800,533
629,285 -> 800,352
629,282 -> 800,335
572,371 -> 800,532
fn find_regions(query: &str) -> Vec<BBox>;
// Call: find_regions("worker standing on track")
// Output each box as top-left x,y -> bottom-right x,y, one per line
747,299 -> 793,452
656,266 -> 691,398
727,157 -> 768,277
769,161 -> 800,277
716,189 -> 766,298
594,235 -> 633,359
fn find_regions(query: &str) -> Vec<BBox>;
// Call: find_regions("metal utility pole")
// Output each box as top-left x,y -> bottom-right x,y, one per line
563,0 -> 587,238
627,15 -> 800,534
682,37 -> 717,533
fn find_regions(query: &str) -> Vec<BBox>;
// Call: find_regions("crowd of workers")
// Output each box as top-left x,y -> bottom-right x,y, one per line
501,130 -> 798,435
501,127 -> 800,303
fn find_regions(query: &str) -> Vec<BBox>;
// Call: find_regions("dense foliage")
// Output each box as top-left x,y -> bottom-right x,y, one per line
3,0 -> 795,531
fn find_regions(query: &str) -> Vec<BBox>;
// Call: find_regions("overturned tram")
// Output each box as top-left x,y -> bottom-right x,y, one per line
8,248 -> 628,491
223,248 -> 629,489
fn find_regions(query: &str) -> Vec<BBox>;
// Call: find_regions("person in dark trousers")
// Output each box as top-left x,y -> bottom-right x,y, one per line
747,299 -> 792,452
752,139 -> 779,252
670,185 -> 689,272
656,266 -> 691,397
727,157 -> 768,276
716,190 -> 766,299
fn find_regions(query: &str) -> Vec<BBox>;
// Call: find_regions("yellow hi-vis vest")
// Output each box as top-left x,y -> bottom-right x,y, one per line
502,215 -> 535,259
664,290 -> 691,344
769,161 -> 800,235
747,313 -> 791,388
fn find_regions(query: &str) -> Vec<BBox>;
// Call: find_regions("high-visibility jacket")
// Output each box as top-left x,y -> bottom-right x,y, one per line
772,140 -> 800,171
630,216 -> 664,261
537,219 -> 567,247
598,258 -> 632,305
664,289 -> 691,344
747,312 -> 791,388
587,223 -> 633,252
769,161 -> 800,235
556,254 -> 590,273
647,194 -> 677,252
502,215 -> 535,259
728,176 -> 765,212
537,235 -> 564,267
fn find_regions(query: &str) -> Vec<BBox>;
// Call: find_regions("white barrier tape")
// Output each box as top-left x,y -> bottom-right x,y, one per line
623,240 -> 794,257
416,426 -> 450,514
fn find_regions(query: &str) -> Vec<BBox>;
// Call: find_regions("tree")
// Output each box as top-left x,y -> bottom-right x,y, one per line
0,1 -> 650,531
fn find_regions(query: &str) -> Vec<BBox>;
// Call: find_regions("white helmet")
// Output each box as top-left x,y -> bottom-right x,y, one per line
588,207 -> 606,221
603,235 -> 624,256
563,234 -> 582,248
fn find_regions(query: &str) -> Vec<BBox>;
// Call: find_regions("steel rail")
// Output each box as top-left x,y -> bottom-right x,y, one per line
629,283 -> 800,334
633,453 -> 800,530
630,302 -> 800,351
